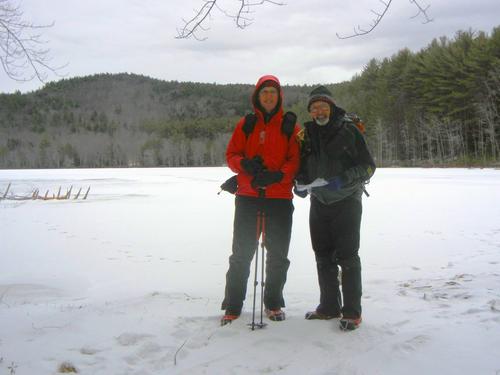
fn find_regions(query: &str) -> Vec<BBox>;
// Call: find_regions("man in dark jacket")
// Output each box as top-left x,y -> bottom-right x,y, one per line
295,86 -> 375,331
221,75 -> 300,325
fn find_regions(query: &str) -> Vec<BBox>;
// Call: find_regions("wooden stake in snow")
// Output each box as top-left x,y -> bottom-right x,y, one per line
1,184 -> 90,201
83,186 -> 90,200
74,187 -> 82,200
66,186 -> 73,199
1,183 -> 11,199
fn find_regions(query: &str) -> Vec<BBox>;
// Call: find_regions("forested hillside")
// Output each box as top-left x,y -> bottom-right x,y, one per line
0,74 -> 309,168
1,27 -> 499,168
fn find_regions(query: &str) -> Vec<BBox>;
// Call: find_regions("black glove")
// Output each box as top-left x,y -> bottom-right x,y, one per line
293,185 -> 308,198
241,156 -> 264,176
219,175 -> 238,194
252,171 -> 283,188
325,176 -> 343,191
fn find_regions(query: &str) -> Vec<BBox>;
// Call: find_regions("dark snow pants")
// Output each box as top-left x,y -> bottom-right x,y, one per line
309,196 -> 362,319
222,195 -> 294,315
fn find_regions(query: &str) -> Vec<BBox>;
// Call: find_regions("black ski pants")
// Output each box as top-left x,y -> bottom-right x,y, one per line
309,196 -> 362,319
222,195 -> 294,315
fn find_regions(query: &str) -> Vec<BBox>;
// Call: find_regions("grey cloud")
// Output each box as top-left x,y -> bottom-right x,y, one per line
1,0 -> 499,93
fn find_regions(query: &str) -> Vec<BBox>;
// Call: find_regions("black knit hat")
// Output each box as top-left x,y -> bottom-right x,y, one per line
307,86 -> 335,111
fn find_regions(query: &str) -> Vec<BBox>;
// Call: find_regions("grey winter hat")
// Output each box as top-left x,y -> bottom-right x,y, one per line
307,86 -> 335,111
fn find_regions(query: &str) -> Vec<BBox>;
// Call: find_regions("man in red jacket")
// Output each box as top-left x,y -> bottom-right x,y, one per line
221,75 -> 300,325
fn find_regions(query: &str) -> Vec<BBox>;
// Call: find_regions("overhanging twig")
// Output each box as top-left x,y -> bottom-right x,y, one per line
337,0 -> 433,39
0,0 -> 66,82
176,0 -> 284,40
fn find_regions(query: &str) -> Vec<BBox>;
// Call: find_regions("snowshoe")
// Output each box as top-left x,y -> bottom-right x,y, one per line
339,316 -> 362,331
265,308 -> 286,321
305,310 -> 340,320
220,313 -> 239,326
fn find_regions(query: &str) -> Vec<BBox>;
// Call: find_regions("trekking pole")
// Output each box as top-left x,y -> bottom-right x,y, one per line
249,211 -> 261,331
248,210 -> 267,330
259,212 -> 266,327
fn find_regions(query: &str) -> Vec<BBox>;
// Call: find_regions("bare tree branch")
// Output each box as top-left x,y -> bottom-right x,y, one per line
235,0 -> 284,29
176,0 -> 284,40
408,0 -> 433,24
336,0 -> 393,39
0,0 -> 65,82
178,1 -> 432,41
176,1 -> 217,41
337,0 -> 433,39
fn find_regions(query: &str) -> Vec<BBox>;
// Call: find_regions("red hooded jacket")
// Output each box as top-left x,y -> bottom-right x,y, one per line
226,75 -> 300,199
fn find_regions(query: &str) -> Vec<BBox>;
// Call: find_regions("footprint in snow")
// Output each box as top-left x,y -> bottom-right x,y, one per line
463,308 -> 484,315
312,341 -> 333,351
424,230 -> 442,235
79,346 -> 102,355
254,337 -> 288,347
259,364 -> 289,373
489,299 -> 500,313
453,273 -> 474,282
116,333 -> 155,346
389,319 -> 411,328
173,315 -> 231,340
133,341 -> 163,359
393,334 -> 431,353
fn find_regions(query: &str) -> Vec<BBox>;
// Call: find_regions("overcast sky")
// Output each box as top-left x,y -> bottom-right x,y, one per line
1,0 -> 499,93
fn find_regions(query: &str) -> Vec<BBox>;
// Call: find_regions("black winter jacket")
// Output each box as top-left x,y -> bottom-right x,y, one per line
297,105 -> 376,204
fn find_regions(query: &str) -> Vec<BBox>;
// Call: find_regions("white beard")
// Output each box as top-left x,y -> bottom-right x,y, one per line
314,116 -> 329,126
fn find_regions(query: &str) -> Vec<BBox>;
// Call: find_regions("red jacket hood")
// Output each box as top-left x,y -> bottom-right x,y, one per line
251,75 -> 284,120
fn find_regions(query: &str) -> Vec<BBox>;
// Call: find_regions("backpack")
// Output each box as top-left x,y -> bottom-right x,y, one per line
346,113 -> 366,134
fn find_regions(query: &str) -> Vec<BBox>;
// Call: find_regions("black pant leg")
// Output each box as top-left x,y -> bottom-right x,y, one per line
221,196 -> 260,314
262,198 -> 293,309
332,198 -> 362,319
309,197 -> 342,316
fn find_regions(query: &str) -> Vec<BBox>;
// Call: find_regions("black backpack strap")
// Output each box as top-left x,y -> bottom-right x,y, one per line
242,113 -> 257,138
243,111 -> 296,140
281,111 -> 297,140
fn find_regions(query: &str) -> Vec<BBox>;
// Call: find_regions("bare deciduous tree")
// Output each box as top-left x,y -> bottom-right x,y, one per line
177,0 -> 433,41
477,68 -> 500,160
0,0 -> 63,82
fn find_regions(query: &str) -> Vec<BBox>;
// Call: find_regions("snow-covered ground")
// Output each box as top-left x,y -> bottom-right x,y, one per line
1,167 -> 499,375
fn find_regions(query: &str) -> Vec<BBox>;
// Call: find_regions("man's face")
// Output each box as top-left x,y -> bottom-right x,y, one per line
258,86 -> 279,113
309,101 -> 331,126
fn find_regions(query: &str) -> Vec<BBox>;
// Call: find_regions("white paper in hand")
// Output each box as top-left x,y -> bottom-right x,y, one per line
295,178 -> 329,193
